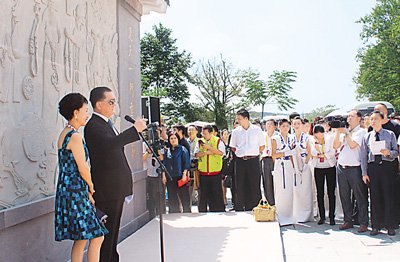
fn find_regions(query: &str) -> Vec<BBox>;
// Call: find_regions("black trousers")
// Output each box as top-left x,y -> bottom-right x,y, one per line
262,157 -> 275,205
368,161 -> 396,229
199,173 -> 225,212
314,167 -> 336,220
337,165 -> 369,226
146,176 -> 165,219
96,198 -> 125,262
166,177 -> 191,213
235,157 -> 262,211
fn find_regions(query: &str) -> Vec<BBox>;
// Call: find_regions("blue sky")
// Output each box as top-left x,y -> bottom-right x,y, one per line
140,0 -> 376,114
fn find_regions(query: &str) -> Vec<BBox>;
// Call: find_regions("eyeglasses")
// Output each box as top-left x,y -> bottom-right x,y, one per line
103,99 -> 116,106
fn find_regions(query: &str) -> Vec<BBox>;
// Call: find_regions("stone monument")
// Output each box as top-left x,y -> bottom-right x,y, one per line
0,0 -> 167,261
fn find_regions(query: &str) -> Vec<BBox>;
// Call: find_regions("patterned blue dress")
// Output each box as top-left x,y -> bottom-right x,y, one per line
55,130 -> 108,241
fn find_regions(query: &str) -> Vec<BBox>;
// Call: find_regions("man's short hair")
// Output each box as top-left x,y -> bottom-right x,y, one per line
173,124 -> 186,135
376,103 -> 388,110
350,109 -> 362,118
89,86 -> 112,108
372,110 -> 385,119
188,125 -> 198,131
236,109 -> 250,119
303,118 -> 310,124
202,125 -> 213,133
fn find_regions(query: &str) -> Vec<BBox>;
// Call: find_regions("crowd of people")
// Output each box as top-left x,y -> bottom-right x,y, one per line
145,104 -> 400,238
54,86 -> 400,261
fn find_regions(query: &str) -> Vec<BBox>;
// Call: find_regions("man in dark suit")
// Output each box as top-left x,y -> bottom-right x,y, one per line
84,86 -> 146,262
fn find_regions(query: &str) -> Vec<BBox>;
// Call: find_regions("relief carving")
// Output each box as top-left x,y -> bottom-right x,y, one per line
0,0 -> 118,210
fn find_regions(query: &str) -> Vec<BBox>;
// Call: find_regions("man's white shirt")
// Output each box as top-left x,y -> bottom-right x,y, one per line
229,124 -> 265,157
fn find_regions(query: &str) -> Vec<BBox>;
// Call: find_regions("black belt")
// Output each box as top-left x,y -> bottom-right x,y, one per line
338,164 -> 359,169
238,155 -> 259,160
263,156 -> 272,159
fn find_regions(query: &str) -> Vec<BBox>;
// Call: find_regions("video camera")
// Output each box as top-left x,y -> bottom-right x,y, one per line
329,116 -> 349,129
144,122 -> 166,155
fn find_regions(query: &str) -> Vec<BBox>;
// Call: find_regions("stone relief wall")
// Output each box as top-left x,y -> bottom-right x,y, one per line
0,0 -> 118,210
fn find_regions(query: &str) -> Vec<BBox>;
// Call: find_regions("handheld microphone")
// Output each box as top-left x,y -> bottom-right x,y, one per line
124,115 -> 136,124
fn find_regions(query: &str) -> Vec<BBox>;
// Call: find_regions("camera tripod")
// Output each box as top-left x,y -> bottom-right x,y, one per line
141,132 -> 171,262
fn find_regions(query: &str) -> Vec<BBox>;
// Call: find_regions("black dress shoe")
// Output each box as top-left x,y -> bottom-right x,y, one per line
370,228 -> 380,236
388,229 -> 396,236
317,219 -> 325,225
330,218 -> 336,225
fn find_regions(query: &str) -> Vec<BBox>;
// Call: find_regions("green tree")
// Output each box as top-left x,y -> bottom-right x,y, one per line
140,23 -> 194,119
355,0 -> 400,110
244,70 -> 298,118
193,56 -> 245,129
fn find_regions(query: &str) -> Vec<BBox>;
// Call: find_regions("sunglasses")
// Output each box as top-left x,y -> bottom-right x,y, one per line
104,99 -> 116,106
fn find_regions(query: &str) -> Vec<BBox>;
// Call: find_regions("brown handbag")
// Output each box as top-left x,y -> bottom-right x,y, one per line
252,199 -> 276,222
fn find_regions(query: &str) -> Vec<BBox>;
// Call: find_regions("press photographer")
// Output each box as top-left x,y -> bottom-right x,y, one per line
333,110 -> 368,232
142,123 -> 166,219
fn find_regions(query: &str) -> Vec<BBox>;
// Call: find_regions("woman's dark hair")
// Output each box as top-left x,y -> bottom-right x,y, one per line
266,119 -> 277,126
168,132 -> 180,144
313,124 -> 325,134
89,86 -> 112,108
236,109 -> 250,119
278,118 -> 290,126
372,110 -> 384,119
58,93 -> 88,121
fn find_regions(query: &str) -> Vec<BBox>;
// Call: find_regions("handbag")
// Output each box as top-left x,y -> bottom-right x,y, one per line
221,148 -> 234,176
252,199 -> 276,222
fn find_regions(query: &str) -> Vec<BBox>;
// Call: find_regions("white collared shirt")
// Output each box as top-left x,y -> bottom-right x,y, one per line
337,125 -> 366,166
229,124 -> 265,157
261,131 -> 278,157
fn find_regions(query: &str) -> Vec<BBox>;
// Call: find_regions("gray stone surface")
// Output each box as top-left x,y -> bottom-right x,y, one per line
282,221 -> 400,262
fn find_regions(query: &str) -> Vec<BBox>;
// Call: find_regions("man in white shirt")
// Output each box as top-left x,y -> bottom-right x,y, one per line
333,109 -> 368,233
229,109 -> 265,211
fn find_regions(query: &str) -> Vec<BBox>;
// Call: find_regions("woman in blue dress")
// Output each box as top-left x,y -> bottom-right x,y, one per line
162,132 -> 191,213
55,93 -> 108,262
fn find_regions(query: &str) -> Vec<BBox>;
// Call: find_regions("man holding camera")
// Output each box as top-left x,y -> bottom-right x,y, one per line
195,125 -> 226,212
333,110 -> 369,233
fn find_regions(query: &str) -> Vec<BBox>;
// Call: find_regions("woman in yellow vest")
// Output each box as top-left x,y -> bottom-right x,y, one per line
195,125 -> 226,212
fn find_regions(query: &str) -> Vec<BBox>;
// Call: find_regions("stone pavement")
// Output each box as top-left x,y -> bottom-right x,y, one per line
282,221 -> 400,262
118,212 -> 284,262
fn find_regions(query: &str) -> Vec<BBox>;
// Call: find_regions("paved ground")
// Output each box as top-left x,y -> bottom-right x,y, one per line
118,212 -> 284,262
282,220 -> 400,262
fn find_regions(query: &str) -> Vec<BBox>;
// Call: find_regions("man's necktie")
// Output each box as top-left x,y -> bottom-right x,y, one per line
107,119 -> 113,128
375,132 -> 382,164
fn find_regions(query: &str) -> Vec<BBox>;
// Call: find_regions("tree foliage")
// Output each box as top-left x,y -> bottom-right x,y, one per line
140,23 -> 194,119
355,0 -> 400,110
243,70 -> 298,118
193,56 -> 245,128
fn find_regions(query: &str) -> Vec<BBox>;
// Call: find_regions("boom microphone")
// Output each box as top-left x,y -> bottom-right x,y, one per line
124,115 -> 136,124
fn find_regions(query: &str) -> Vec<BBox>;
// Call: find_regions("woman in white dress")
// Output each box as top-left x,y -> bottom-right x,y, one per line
292,117 -> 313,222
272,119 -> 296,226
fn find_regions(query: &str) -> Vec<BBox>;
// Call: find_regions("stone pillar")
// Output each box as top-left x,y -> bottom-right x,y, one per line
0,0 -> 167,260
